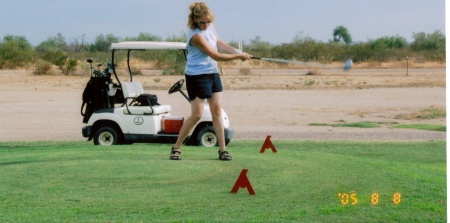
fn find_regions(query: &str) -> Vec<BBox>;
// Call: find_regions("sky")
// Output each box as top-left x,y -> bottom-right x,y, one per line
0,0 -> 445,46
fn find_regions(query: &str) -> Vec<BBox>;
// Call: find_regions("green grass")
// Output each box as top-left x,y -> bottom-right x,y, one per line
416,108 -> 446,119
395,107 -> 446,120
393,123 -> 446,132
309,121 -> 446,132
0,140 -> 446,222
309,121 -> 387,128
331,121 -> 381,128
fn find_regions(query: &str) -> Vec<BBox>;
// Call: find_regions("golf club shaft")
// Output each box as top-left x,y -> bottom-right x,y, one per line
251,56 -> 327,67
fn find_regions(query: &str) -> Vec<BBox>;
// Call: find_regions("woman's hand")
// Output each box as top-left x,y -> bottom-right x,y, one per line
239,52 -> 252,61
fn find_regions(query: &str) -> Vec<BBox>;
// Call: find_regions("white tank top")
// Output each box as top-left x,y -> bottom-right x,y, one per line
185,25 -> 219,75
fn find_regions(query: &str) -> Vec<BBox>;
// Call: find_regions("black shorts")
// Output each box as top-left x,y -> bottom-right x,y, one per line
185,73 -> 223,101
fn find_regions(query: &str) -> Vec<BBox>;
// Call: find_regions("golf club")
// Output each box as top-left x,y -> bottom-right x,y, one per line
251,56 -> 353,70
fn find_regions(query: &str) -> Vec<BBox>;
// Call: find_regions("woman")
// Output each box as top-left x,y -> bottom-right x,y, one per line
170,2 -> 252,160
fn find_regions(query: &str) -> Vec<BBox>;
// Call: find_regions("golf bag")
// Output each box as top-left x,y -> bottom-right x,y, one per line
81,76 -> 113,123
132,93 -> 159,106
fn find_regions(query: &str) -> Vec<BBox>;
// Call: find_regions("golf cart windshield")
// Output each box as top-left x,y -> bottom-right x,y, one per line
110,41 -> 187,82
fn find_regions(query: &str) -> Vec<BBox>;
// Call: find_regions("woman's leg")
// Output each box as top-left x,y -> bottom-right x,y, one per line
208,92 -> 232,160
207,92 -> 226,151
173,97 -> 205,150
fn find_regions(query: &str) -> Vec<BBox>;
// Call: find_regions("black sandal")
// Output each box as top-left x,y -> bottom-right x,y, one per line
218,150 -> 232,161
170,147 -> 182,160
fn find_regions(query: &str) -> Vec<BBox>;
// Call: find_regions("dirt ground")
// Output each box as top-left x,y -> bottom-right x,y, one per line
0,68 -> 446,142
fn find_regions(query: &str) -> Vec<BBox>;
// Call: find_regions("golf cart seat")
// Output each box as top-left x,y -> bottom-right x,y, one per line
121,82 -> 172,115
121,81 -> 144,98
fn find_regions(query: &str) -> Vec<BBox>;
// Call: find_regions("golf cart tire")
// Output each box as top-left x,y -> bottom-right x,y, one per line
94,126 -> 120,146
197,126 -> 218,147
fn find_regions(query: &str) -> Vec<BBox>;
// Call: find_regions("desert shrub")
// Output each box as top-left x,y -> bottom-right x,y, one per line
60,58 -> 78,75
417,108 -> 446,119
366,36 -> 409,61
34,60 -> 52,75
40,50 -> 78,75
156,51 -> 185,75
347,42 -> 372,62
370,36 -> 408,49
41,50 -> 66,65
131,69 -> 142,76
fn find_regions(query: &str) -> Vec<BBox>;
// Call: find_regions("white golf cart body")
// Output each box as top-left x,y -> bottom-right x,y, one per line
82,41 -> 233,147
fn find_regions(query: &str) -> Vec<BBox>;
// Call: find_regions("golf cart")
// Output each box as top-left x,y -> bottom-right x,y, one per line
81,41 -> 233,147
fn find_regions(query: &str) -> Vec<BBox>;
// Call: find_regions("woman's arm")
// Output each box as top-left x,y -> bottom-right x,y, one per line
190,34 -> 251,61
217,39 -> 241,54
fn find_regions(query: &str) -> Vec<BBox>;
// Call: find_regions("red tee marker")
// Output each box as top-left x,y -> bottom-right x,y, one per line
260,135 -> 277,153
230,169 -> 255,195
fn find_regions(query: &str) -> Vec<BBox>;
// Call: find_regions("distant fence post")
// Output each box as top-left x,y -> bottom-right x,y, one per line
406,56 -> 409,76
239,40 -> 243,69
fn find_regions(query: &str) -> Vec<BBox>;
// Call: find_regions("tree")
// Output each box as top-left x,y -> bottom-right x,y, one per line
411,30 -> 445,51
69,34 -> 86,52
410,30 -> 445,61
36,33 -> 68,52
0,35 -> 33,68
89,34 -> 121,52
333,26 -> 352,45
245,36 -> 272,57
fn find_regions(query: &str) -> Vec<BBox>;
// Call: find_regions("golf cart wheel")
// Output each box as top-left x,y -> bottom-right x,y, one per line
94,126 -> 119,146
197,126 -> 218,147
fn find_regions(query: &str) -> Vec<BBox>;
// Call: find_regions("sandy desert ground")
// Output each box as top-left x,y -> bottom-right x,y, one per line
0,67 -> 445,142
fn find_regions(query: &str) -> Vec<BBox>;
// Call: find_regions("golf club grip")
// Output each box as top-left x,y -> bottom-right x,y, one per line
251,56 -> 261,60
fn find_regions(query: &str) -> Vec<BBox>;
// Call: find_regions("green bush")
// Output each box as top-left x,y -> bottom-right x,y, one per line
0,35 -> 33,68
59,58 -> 78,75
40,50 -> 78,75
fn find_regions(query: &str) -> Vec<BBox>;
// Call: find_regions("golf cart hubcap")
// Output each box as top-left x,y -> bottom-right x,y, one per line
99,132 -> 114,145
201,132 -> 217,147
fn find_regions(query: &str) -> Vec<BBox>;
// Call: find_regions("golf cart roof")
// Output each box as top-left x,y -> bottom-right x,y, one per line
110,41 -> 186,50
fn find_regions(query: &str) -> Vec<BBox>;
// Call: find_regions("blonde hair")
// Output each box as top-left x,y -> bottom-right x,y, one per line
187,2 -> 215,30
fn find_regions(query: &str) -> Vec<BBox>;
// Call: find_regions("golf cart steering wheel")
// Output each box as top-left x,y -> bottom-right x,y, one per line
168,79 -> 185,94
